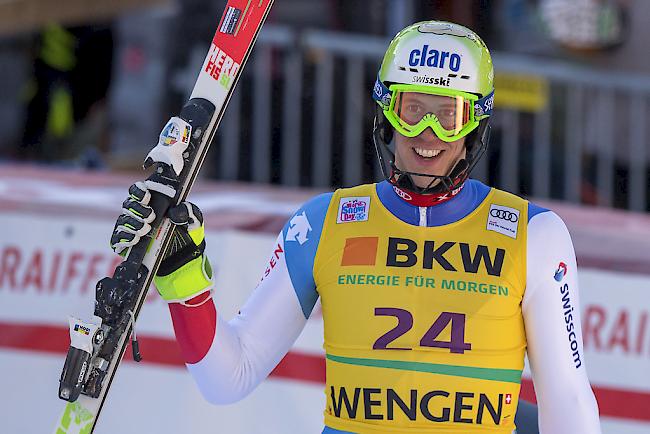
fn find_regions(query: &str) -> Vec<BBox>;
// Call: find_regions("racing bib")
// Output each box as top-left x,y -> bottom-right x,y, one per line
314,183 -> 529,433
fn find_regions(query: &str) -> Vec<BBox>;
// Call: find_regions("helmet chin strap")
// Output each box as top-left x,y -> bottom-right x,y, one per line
391,173 -> 466,206
392,157 -> 469,195
448,158 -> 469,179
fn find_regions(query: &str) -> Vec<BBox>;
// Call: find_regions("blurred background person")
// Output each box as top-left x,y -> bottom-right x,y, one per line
19,24 -> 113,167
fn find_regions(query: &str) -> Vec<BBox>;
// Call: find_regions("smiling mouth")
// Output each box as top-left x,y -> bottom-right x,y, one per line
413,147 -> 443,159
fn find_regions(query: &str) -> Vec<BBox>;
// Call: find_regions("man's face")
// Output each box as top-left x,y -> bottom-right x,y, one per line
391,91 -> 467,189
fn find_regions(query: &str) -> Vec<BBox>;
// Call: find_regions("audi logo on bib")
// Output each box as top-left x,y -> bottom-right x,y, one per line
490,208 -> 519,222
486,204 -> 520,239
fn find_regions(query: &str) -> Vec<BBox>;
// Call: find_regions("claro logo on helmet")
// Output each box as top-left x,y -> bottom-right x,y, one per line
408,45 -> 461,72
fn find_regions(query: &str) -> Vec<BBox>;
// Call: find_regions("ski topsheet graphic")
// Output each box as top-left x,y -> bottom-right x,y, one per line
54,1 -> 275,432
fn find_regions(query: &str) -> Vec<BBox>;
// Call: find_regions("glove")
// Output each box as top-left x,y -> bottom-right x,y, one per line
111,182 -> 156,256
110,182 -> 213,303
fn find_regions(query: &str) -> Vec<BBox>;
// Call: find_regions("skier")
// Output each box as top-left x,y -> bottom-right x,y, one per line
111,21 -> 601,433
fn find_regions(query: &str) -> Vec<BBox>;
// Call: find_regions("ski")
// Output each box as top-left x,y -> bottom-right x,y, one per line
54,1 -> 275,432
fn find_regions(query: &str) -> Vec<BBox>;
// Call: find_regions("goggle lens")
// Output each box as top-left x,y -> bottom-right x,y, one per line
391,91 -> 472,136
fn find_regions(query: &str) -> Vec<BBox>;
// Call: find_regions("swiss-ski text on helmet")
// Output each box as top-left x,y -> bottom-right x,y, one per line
412,76 -> 450,86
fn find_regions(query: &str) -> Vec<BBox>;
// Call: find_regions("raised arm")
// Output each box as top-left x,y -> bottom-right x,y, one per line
167,193 -> 333,404
523,207 -> 601,433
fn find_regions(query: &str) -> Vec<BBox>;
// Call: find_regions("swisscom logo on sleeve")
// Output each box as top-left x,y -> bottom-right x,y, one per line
337,197 -> 370,223
486,204 -> 519,238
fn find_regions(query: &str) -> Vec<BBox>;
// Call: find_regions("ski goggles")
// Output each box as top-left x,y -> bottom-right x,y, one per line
373,78 -> 494,143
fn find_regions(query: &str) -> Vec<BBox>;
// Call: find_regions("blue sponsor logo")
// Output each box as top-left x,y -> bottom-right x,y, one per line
408,45 -> 461,72
554,261 -> 567,282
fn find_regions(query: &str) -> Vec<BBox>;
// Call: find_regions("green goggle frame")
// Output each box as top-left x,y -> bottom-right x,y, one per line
381,83 -> 489,143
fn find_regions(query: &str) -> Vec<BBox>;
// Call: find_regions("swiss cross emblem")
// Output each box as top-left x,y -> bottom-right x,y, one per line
505,394 -> 512,404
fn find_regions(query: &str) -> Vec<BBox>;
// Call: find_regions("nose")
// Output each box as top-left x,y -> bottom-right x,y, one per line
417,126 -> 438,142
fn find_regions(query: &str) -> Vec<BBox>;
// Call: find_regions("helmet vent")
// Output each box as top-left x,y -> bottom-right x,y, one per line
418,22 -> 453,34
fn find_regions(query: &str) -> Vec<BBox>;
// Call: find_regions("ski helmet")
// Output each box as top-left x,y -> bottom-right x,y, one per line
372,21 -> 494,194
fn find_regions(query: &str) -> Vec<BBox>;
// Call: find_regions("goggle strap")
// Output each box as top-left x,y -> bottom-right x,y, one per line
474,90 -> 494,118
372,76 -> 392,109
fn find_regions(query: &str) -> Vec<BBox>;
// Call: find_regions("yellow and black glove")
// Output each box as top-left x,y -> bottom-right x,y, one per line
110,182 -> 213,303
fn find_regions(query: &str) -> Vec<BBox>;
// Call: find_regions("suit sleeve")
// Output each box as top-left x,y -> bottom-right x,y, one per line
168,192 -> 332,404
523,207 -> 601,433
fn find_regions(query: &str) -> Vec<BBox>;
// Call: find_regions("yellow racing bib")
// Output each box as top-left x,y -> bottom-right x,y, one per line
315,184 -> 528,433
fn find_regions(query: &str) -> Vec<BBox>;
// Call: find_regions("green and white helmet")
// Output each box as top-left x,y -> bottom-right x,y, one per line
372,21 -> 495,194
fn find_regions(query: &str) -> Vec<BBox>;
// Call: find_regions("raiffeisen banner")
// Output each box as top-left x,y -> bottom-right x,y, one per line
0,166 -> 649,434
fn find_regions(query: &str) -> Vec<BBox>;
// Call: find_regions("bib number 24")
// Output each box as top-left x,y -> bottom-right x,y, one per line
373,308 -> 471,354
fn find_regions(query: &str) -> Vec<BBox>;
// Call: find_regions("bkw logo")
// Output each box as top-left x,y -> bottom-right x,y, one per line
387,237 -> 505,276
